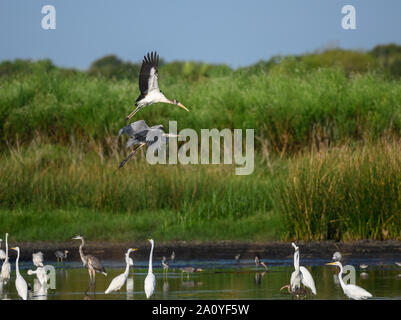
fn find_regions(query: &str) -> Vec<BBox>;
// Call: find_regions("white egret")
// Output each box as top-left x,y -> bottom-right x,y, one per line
55,250 -> 69,263
72,235 -> 107,283
326,261 -> 372,300
171,251 -> 175,263
290,243 -> 316,295
32,251 -> 44,267
1,233 -> 11,282
144,238 -> 156,299
105,248 -> 138,294
0,239 -> 5,260
11,247 -> 28,300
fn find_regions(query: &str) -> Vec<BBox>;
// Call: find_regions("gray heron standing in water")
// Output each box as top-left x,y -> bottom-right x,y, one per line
125,51 -> 189,120
72,235 -> 107,283
162,256 -> 169,271
332,251 -> 342,262
118,120 -> 178,168
180,267 -> 204,279
55,250 -> 69,263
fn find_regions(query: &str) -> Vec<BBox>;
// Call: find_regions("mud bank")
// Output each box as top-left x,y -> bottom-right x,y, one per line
10,240 -> 401,262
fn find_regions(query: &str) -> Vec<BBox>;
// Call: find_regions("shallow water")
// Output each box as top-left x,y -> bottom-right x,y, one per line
1,258 -> 401,300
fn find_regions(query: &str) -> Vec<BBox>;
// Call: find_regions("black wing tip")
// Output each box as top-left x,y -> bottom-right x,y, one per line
143,51 -> 159,66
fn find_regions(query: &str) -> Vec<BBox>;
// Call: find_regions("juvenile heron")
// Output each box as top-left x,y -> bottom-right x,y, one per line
144,239 -> 156,299
125,51 -> 189,120
11,247 -> 28,300
1,233 -> 11,282
118,120 -> 178,168
180,267 -> 204,279
55,250 -> 69,263
32,251 -> 44,267
162,256 -> 169,271
72,235 -> 107,283
0,239 -> 5,260
326,261 -> 372,300
332,251 -> 342,262
254,254 -> 268,270
105,248 -> 138,294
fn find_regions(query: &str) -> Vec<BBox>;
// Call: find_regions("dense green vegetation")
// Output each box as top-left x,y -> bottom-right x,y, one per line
1,44 -> 401,242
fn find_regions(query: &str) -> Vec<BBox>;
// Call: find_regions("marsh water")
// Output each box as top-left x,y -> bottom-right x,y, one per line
1,258 -> 401,300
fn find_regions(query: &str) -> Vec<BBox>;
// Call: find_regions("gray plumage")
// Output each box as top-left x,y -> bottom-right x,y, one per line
118,120 -> 171,168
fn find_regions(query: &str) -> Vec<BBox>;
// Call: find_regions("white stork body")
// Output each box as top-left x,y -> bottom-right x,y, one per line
125,51 -> 189,120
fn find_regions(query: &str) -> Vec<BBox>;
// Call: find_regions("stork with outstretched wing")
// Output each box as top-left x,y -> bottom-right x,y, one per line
125,51 -> 189,120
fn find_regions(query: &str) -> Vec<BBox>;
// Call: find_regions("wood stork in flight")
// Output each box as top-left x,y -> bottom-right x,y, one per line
125,51 -> 189,120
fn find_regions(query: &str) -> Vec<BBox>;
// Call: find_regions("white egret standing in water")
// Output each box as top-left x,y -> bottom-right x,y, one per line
326,261 -> 372,300
285,243 -> 317,295
1,233 -> 11,282
144,239 -> 156,299
0,239 -> 5,260
11,247 -> 28,300
105,248 -> 138,294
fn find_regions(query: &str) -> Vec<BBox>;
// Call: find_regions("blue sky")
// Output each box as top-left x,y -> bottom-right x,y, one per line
1,0 -> 400,69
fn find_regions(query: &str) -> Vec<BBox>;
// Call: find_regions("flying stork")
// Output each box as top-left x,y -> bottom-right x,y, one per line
125,51 -> 189,120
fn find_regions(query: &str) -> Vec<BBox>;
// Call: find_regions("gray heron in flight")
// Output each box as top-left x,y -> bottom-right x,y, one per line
118,120 -> 177,168
72,235 -> 107,283
55,250 -> 69,263
125,51 -> 189,120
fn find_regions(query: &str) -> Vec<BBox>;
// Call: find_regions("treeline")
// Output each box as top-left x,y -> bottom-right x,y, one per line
1,43 -> 401,81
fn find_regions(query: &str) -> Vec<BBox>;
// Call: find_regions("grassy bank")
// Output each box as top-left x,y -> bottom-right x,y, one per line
1,53 -> 401,242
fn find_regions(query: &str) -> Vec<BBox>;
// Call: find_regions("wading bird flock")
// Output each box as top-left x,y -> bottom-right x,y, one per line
0,230 -> 379,300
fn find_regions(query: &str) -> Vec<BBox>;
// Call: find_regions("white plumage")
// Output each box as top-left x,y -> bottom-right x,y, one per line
105,248 -> 138,294
326,261 -> 372,300
144,239 -> 156,299
12,247 -> 28,300
0,239 -> 6,260
28,266 -> 48,288
290,243 -> 317,295
1,233 -> 11,282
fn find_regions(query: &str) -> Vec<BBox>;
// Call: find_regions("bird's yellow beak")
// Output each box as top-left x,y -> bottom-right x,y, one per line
11,247 -> 16,250
326,262 -> 336,266
131,248 -> 139,252
177,102 -> 189,112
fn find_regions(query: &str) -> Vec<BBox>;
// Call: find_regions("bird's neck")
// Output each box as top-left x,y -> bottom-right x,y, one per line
124,254 -> 131,275
338,265 -> 347,290
79,239 -> 87,265
294,251 -> 300,271
5,234 -> 8,257
148,242 -> 154,274
15,250 -> 20,277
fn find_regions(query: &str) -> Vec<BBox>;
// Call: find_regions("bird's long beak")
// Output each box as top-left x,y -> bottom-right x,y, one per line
131,248 -> 139,252
177,102 -> 189,112
11,247 -> 16,250
326,262 -> 336,266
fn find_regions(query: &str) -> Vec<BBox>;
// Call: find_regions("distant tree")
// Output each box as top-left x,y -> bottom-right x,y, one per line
88,55 -> 140,80
371,44 -> 401,77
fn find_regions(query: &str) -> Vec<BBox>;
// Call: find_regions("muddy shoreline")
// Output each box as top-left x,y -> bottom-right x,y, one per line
9,240 -> 401,261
